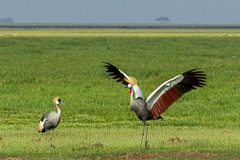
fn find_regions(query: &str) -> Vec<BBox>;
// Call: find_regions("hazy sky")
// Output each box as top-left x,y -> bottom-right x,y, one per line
1,0 -> 240,24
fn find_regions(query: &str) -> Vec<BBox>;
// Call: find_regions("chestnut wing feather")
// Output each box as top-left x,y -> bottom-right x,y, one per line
146,69 -> 206,119
103,62 -> 130,85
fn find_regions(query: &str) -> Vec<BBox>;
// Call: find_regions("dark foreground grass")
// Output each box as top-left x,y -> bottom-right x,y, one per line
0,34 -> 240,159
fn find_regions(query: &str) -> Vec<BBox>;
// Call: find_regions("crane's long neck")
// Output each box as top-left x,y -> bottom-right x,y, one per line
132,84 -> 144,99
130,88 -> 134,103
129,85 -> 144,113
56,104 -> 61,116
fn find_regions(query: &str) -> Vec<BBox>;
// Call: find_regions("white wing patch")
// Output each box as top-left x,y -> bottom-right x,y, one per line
119,69 -> 130,80
146,75 -> 184,111
39,118 -> 46,131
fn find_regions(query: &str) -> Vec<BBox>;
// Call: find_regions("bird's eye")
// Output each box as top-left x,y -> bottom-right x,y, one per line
58,99 -> 61,102
128,83 -> 132,88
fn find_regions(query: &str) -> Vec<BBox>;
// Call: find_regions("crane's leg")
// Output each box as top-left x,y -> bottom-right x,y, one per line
45,132 -> 52,146
139,122 -> 145,150
145,124 -> 149,148
45,132 -> 50,151
49,130 -> 55,148
45,132 -> 50,143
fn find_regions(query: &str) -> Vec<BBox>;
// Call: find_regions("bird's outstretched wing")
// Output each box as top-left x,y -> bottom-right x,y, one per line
103,62 -> 130,85
146,69 -> 206,119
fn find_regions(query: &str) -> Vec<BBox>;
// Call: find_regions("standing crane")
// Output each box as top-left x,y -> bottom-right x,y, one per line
38,97 -> 61,148
103,62 -> 206,149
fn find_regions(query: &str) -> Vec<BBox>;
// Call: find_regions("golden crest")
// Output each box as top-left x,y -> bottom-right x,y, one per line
125,76 -> 138,85
53,96 -> 60,104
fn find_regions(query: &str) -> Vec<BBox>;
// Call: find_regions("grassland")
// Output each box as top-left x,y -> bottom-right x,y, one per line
1,28 -> 240,37
0,28 -> 240,159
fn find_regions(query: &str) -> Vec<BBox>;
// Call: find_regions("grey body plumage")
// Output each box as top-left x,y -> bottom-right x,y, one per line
40,111 -> 61,132
129,98 -> 154,122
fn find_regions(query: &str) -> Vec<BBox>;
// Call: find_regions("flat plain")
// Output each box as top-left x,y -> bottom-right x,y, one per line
0,28 -> 240,159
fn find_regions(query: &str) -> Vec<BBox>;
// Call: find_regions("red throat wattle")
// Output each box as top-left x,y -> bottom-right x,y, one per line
129,89 -> 132,93
57,105 -> 60,109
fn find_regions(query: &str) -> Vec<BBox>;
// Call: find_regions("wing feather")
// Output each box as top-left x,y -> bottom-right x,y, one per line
103,62 -> 130,85
146,69 -> 206,119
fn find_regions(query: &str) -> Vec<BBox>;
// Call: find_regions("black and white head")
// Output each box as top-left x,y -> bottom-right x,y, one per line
125,76 -> 138,94
125,83 -> 133,93
53,97 -> 61,105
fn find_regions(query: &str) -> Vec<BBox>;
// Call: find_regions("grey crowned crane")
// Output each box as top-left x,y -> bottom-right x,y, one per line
103,62 -> 206,149
38,97 -> 61,148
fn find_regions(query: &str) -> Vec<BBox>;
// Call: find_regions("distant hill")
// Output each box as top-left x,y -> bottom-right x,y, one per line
0,17 -> 14,23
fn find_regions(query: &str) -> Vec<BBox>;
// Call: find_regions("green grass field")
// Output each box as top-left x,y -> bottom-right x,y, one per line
0,28 -> 240,159
1,28 -> 240,37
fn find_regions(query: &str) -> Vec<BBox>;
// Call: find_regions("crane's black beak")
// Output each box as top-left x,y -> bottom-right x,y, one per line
123,84 -> 128,89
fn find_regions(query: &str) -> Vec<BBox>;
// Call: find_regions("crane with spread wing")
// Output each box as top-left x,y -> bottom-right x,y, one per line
103,62 -> 206,149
